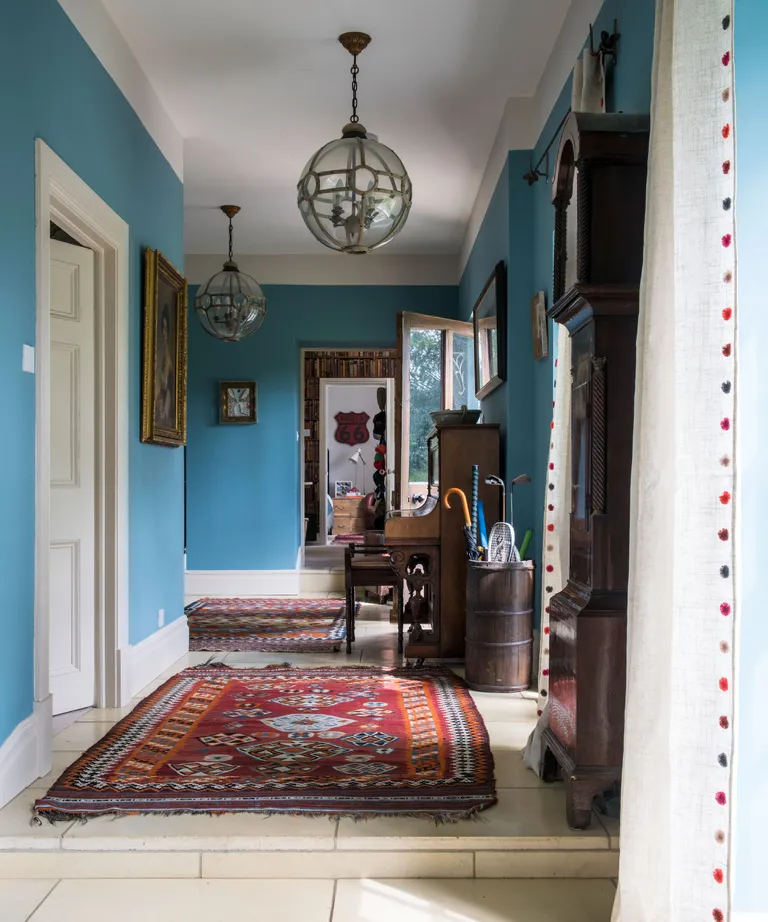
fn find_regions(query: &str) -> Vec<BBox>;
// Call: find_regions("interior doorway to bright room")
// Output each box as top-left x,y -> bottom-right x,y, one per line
318,377 -> 395,546
300,349 -> 396,572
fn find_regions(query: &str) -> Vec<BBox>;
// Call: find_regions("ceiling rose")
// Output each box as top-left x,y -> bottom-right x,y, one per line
297,32 -> 412,255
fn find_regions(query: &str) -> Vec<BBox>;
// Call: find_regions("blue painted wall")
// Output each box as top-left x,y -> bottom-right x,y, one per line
186,285 -> 459,571
459,0 -> 656,630
733,0 -> 767,912
458,153 -> 536,551
0,0 -> 184,745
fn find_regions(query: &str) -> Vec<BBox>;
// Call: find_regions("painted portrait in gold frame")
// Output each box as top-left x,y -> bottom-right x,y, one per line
141,248 -> 187,447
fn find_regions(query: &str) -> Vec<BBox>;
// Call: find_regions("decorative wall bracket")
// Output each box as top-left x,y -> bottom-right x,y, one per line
589,19 -> 620,66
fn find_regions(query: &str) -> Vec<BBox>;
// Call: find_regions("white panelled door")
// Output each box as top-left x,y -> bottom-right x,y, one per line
49,239 -> 96,715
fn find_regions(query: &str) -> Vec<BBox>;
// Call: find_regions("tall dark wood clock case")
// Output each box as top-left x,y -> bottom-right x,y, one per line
542,112 -> 650,828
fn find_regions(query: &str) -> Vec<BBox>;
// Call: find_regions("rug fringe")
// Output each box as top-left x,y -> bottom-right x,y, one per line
32,800 -> 497,826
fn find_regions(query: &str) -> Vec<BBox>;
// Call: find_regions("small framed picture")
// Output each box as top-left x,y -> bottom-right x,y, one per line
530,291 -> 548,361
220,381 -> 257,424
335,480 -> 353,498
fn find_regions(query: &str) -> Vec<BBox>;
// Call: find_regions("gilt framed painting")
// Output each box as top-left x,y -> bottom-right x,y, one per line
141,248 -> 187,447
472,260 -> 507,400
220,381 -> 258,424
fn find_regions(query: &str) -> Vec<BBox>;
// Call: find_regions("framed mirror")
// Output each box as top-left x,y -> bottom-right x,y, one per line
472,260 -> 507,400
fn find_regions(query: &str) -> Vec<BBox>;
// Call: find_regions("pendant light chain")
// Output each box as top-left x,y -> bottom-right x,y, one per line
228,216 -> 234,262
350,54 -> 359,123
296,31 -> 412,254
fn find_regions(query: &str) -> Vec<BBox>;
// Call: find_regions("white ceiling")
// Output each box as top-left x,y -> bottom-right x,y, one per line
101,0 -> 571,256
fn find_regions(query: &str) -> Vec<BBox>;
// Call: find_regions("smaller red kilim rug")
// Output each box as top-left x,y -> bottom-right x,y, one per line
332,534 -> 364,545
34,664 -> 496,822
185,598 -> 353,652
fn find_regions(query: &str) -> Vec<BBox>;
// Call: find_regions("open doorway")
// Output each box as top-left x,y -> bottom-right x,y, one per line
318,377 -> 395,546
34,140 -> 130,778
299,349 -> 397,573
395,312 -> 478,511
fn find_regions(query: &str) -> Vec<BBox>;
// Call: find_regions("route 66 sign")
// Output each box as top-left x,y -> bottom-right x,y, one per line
334,411 -> 370,445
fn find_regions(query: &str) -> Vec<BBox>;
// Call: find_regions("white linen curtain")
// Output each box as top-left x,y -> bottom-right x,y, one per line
535,47 -> 595,708
535,326 -> 571,711
613,1 -> 737,920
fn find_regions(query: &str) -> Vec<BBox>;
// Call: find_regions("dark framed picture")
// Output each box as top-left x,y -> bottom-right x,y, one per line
141,248 -> 187,447
220,381 -> 257,424
530,290 -> 548,361
473,260 -> 507,400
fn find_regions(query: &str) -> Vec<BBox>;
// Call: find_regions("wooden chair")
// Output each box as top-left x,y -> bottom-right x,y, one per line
344,542 -> 402,655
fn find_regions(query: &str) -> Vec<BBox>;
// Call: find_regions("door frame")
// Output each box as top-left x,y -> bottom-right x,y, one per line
318,378 -> 394,543
395,312 -> 475,509
35,139 -> 130,751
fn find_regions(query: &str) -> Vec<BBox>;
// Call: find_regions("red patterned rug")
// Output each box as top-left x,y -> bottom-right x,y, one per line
332,534 -> 364,544
185,598 -> 353,652
34,664 -> 496,822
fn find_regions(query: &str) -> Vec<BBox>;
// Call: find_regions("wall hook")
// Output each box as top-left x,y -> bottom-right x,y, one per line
523,151 -> 548,186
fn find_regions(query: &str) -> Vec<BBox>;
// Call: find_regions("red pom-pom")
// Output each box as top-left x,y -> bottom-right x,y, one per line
720,491 -> 731,505
722,124 -> 731,139
722,307 -> 732,321
713,869 -> 724,884
722,51 -> 730,66
719,678 -> 729,691
719,716 -> 729,729
722,234 -> 732,248
718,529 -> 729,541
720,602 -> 731,616
720,418 -> 730,431
722,344 -> 732,357
715,791 -> 727,805
722,160 -> 731,174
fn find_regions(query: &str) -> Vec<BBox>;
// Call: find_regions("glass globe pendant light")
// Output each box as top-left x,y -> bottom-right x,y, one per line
194,206 -> 267,342
297,32 -> 412,255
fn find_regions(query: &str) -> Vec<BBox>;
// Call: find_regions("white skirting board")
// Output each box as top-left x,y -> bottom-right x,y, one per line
117,615 -> 189,704
185,569 -> 301,600
0,696 -> 52,810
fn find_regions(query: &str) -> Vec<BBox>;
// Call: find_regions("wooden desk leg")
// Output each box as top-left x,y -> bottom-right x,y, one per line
389,547 -> 440,654
396,583 -> 404,654
346,586 -> 354,655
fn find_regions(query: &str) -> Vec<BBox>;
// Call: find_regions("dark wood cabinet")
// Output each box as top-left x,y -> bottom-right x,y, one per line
385,424 -> 500,660
542,113 -> 650,829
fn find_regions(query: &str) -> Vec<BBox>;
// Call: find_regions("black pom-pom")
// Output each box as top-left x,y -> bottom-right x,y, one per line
720,565 -> 730,578
718,753 -> 728,767
722,14 -> 731,29
722,197 -> 732,211
722,381 -> 731,394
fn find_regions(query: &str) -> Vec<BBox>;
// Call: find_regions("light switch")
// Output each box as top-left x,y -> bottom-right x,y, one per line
22,344 -> 35,374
